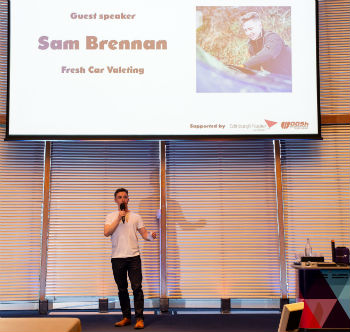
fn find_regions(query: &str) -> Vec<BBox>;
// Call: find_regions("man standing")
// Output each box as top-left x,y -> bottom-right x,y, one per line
104,188 -> 157,329
241,12 -> 292,77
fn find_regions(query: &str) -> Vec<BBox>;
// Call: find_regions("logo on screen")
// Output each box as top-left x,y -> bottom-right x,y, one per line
281,121 -> 309,129
264,119 -> 277,128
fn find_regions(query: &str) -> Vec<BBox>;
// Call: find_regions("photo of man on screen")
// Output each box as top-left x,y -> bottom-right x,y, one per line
241,12 -> 291,77
196,6 -> 292,93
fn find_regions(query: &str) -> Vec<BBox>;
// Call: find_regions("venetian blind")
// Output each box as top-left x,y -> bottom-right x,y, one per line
45,141 -> 160,298
0,0 -> 7,117
166,140 -> 281,299
0,127 -> 44,300
281,125 -> 350,297
318,0 -> 350,115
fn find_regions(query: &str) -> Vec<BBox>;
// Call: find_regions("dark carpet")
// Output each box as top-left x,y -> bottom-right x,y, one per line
79,314 -> 280,332
0,311 -> 281,332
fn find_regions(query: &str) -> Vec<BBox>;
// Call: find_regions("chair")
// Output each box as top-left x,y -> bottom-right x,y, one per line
278,302 -> 304,332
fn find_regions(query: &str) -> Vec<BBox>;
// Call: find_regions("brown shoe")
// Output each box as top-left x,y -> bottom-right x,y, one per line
134,319 -> 144,329
115,317 -> 131,327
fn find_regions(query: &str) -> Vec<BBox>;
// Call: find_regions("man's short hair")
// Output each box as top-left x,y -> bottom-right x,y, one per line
240,12 -> 261,25
114,188 -> 129,199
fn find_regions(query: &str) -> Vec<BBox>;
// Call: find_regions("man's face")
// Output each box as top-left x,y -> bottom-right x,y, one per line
243,19 -> 262,40
115,191 -> 129,209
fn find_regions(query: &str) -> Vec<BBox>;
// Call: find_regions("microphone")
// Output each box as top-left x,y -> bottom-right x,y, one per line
120,203 -> 126,223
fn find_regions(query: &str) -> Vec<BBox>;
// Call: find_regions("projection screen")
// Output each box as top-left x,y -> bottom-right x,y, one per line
7,0 -> 320,139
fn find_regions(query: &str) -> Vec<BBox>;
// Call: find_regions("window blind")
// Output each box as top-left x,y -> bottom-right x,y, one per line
166,140 -> 281,299
0,0 -> 7,116
318,0 -> 350,115
45,141 -> 160,299
0,127 -> 44,300
281,125 -> 350,297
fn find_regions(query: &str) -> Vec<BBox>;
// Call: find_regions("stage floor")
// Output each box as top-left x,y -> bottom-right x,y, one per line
0,311 -> 281,332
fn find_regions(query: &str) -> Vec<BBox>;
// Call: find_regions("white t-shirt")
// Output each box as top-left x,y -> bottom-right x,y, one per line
105,211 -> 144,258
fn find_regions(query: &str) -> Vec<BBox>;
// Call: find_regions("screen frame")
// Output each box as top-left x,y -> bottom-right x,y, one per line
5,0 -> 321,141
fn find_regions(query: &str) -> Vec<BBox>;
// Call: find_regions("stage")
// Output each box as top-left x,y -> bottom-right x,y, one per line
1,311 -> 280,332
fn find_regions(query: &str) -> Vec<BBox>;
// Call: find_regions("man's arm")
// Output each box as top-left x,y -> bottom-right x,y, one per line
248,42 -> 255,56
244,33 -> 284,70
104,211 -> 125,237
138,227 -> 157,241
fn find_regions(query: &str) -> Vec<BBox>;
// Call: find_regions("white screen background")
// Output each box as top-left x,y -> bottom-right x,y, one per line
8,0 -> 319,137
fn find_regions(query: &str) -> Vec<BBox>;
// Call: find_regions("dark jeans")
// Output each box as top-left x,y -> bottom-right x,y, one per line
111,255 -> 144,320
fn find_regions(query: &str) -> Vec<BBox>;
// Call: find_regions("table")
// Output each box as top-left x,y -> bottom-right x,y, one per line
293,264 -> 350,330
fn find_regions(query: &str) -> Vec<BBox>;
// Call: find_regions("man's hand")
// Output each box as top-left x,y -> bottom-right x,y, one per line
147,231 -> 157,241
118,210 -> 126,221
138,227 -> 157,241
104,211 -> 126,237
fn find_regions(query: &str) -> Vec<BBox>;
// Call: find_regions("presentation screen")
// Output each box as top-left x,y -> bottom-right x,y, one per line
7,0 -> 320,139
